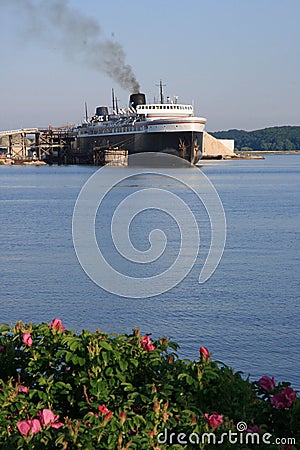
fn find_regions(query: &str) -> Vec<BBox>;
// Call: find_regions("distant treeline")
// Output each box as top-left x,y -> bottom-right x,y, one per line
211,126 -> 300,151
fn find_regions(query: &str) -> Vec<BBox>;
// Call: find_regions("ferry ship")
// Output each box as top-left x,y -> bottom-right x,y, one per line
76,84 -> 207,164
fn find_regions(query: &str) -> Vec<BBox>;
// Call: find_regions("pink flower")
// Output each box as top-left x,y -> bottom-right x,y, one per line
17,419 -> 41,436
258,375 -> 275,392
98,404 -> 112,420
38,409 -> 55,426
98,405 -> 110,415
0,345 -> 4,351
17,420 -> 31,436
205,413 -> 223,429
38,409 -> 63,429
30,419 -> 41,434
200,346 -> 210,359
141,335 -> 155,351
22,333 -> 33,347
51,421 -> 64,429
18,385 -> 29,394
270,387 -> 296,410
50,318 -> 66,332
105,411 -> 112,421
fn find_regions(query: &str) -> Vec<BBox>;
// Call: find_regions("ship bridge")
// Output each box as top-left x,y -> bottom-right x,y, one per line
136,103 -> 194,119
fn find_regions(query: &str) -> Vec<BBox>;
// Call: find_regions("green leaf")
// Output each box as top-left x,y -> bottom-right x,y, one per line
65,351 -> 73,363
37,390 -> 48,402
0,324 -> 10,334
186,375 -> 195,385
130,358 -> 139,368
77,356 -> 86,366
69,338 -> 81,352
71,354 -> 78,365
119,359 -> 128,371
99,340 -> 113,351
102,351 -> 109,365
122,382 -> 133,392
177,373 -> 188,381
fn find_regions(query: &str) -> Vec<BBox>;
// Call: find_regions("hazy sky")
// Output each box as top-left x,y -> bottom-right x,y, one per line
0,0 -> 299,131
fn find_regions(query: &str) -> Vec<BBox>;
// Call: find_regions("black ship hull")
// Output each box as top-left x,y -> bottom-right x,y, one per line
76,130 -> 203,164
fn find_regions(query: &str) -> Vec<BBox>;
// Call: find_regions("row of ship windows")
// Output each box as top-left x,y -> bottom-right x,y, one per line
81,126 -> 148,134
138,105 -> 192,110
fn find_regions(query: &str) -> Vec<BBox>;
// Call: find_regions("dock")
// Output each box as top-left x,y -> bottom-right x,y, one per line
0,127 -> 78,164
0,127 -> 129,165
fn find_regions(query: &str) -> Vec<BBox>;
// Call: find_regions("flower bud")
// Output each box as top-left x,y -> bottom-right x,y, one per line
200,346 -> 210,360
119,411 -> 126,425
153,400 -> 160,413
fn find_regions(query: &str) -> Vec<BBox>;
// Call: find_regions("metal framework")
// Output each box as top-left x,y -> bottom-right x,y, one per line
0,127 -> 76,164
0,128 -> 128,165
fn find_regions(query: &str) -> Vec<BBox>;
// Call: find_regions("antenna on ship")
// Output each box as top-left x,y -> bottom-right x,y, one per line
156,80 -> 166,104
84,102 -> 88,121
112,88 -> 115,111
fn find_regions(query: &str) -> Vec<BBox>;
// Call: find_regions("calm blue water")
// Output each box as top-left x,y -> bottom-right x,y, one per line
0,155 -> 299,389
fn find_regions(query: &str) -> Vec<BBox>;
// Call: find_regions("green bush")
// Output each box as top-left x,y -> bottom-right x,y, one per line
0,320 -> 299,449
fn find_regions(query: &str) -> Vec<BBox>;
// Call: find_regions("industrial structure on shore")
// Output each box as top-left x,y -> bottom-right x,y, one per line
0,127 -> 78,165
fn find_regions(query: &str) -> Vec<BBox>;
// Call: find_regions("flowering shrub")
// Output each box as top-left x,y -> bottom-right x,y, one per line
0,320 -> 299,449
258,375 -> 276,392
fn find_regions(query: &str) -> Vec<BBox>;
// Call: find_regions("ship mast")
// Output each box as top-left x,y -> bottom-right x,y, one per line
112,88 -> 115,111
156,80 -> 166,104
84,102 -> 88,121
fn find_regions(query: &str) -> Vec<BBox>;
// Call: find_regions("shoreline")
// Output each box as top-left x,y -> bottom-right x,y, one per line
237,150 -> 300,155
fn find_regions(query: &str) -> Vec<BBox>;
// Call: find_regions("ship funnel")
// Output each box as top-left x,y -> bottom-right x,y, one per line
95,106 -> 109,116
129,93 -> 146,109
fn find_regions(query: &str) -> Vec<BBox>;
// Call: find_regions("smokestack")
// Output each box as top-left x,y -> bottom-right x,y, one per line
129,93 -> 146,109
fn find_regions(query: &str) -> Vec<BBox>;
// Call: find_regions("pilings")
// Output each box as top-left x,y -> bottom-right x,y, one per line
34,128 -> 76,164
93,147 -> 128,166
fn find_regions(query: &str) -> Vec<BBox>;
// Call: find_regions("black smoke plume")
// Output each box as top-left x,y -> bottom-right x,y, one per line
2,0 -> 140,93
